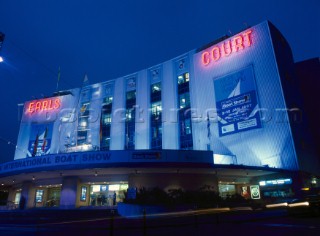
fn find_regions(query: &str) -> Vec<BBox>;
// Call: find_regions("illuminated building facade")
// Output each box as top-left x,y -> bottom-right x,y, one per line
0,21 -> 319,209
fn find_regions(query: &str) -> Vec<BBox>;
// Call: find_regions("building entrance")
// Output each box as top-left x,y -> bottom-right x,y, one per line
35,186 -> 61,208
89,183 -> 128,207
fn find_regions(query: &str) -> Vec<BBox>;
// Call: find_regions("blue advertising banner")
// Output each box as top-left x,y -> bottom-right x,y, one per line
27,123 -> 53,157
214,66 -> 261,136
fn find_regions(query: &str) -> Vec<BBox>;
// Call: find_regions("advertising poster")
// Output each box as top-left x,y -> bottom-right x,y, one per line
250,185 -> 261,199
35,190 -> 44,203
214,66 -> 261,137
241,186 -> 250,199
80,186 -> 87,201
27,123 -> 53,157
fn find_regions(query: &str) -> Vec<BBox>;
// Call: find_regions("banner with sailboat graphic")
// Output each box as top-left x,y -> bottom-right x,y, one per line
214,66 -> 261,137
27,123 -> 53,157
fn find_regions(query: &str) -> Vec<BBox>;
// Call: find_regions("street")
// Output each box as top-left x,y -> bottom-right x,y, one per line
0,208 -> 319,235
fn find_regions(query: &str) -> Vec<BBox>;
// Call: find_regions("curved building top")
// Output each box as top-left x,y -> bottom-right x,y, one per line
13,21 -> 299,172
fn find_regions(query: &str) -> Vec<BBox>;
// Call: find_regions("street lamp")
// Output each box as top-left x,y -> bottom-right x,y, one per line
0,56 -> 3,62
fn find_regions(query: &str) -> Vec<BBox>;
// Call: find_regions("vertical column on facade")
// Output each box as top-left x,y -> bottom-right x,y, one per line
162,61 -> 179,149
20,181 -> 35,209
60,176 -> 78,209
110,77 -> 125,150
135,70 -> 149,149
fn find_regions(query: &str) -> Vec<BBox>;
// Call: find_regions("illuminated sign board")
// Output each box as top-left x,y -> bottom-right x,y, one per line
201,30 -> 253,66
259,178 -> 292,186
250,185 -> 261,200
35,189 -> 44,203
26,98 -> 61,114
214,66 -> 261,136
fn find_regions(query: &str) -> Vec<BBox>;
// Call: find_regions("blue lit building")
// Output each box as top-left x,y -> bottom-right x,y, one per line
0,21 -> 319,209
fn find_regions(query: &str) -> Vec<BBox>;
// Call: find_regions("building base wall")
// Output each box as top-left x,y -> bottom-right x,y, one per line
128,173 -> 218,192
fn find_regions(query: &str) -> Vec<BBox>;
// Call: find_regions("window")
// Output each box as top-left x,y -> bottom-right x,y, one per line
103,114 -> 112,124
104,96 -> 113,104
35,190 -> 44,203
177,72 -> 193,149
126,91 -> 136,101
77,102 -> 90,145
219,184 -> 236,199
184,118 -> 192,135
150,82 -> 162,149
179,93 -> 190,109
125,90 -> 136,150
151,102 -> 162,117
151,83 -> 161,93
178,72 -> 189,84
100,96 -> 113,150
14,192 -> 21,205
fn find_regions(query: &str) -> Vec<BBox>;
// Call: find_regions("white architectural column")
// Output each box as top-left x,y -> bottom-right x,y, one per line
60,176 -> 78,209
20,181 -> 35,209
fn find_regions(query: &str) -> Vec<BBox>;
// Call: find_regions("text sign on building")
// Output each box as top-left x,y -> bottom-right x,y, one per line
26,98 -> 61,114
201,30 -> 253,66
259,178 -> 292,186
214,66 -> 261,137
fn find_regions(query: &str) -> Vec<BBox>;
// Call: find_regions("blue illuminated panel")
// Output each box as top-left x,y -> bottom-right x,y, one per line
214,66 -> 261,136
259,178 -> 292,186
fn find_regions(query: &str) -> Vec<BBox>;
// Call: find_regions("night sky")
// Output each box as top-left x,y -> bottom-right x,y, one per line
0,0 -> 319,163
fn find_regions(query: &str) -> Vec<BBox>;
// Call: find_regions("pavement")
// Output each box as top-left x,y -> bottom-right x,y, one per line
0,207 -> 319,236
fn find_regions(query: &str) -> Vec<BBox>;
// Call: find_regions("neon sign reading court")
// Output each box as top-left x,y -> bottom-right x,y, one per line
201,30 -> 253,66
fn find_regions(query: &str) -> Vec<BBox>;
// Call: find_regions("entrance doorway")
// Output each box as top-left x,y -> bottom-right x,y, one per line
35,186 -> 61,208
89,183 -> 128,207
46,187 -> 61,207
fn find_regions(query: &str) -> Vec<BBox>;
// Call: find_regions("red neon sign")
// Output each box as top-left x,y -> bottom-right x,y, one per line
27,98 -> 61,114
201,30 -> 253,66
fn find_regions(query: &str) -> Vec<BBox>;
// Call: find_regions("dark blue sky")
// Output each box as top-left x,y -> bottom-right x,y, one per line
0,0 -> 319,163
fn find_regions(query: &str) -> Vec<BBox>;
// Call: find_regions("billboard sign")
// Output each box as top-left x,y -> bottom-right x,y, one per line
27,123 -> 53,157
250,185 -> 261,199
214,66 -> 261,136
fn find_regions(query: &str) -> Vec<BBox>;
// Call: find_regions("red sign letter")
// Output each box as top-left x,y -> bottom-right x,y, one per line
212,47 -> 220,61
233,35 -> 244,52
201,51 -> 210,66
222,40 -> 232,56
243,30 -> 253,47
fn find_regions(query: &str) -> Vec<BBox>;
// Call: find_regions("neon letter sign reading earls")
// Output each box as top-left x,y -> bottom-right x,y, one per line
201,30 -> 253,66
27,98 -> 61,114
